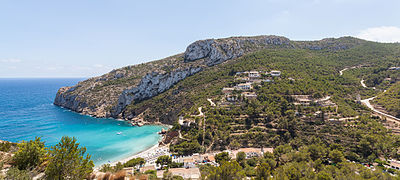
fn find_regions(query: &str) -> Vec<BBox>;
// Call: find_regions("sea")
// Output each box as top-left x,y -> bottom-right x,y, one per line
0,78 -> 165,166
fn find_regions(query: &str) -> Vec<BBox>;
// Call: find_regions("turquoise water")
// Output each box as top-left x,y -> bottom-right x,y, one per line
0,78 -> 164,166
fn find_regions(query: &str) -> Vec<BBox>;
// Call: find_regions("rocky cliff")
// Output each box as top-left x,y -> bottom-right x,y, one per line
112,66 -> 202,117
54,35 -> 365,124
184,36 -> 291,66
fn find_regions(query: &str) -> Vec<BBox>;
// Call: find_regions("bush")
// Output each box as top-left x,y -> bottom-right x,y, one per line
45,136 -> 94,179
6,167 -> 30,180
12,137 -> 46,170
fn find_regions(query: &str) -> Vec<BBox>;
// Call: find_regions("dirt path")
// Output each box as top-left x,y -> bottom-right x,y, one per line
207,98 -> 216,106
339,67 -> 349,76
339,65 -> 364,76
360,79 -> 367,88
198,107 -> 204,116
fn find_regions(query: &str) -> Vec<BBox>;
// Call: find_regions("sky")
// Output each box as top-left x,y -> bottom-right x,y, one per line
1,0 -> 400,78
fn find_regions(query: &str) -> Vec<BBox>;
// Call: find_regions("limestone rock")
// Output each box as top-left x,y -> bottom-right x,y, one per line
184,35 -> 291,66
112,66 -> 202,116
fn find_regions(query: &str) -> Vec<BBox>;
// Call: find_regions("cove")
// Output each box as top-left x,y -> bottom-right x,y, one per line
0,78 -> 164,166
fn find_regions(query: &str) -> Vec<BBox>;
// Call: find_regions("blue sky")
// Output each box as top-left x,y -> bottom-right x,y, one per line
1,0 -> 400,78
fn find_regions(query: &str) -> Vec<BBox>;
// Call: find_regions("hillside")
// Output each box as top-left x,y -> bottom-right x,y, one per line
49,35 -> 400,178
373,82 -> 400,118
54,35 -> 368,124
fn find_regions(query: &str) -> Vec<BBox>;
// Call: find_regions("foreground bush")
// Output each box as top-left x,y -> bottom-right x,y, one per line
45,136 -> 94,179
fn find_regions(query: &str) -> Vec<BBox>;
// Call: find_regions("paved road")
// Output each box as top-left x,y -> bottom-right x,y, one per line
361,97 -> 400,121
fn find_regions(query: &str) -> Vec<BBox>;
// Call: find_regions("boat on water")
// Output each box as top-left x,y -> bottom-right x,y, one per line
116,132 -> 122,135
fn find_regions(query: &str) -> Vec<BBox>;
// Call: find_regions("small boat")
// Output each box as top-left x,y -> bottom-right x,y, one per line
117,132 -> 122,135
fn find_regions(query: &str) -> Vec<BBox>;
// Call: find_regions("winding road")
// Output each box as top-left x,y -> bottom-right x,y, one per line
361,97 -> 400,121
339,66 -> 400,121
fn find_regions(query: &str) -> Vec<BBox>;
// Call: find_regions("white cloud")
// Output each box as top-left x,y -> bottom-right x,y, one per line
0,58 -> 21,63
357,26 -> 400,43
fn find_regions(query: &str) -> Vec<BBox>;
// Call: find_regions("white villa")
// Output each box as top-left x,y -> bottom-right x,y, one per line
248,71 -> 261,79
235,83 -> 252,90
241,92 -> 258,100
270,70 -> 281,77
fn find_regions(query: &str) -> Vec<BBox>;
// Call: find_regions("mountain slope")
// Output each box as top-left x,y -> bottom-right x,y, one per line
54,35 -> 371,124
372,82 -> 400,118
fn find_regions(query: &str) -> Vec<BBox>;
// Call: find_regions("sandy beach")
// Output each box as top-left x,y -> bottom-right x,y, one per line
95,125 -> 171,170
108,143 -> 160,166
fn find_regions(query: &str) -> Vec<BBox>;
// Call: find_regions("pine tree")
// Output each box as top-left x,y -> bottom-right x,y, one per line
45,136 -> 94,179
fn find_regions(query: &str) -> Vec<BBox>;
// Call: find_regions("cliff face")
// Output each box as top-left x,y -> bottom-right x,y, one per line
184,36 -> 291,66
112,66 -> 202,117
54,35 -> 365,124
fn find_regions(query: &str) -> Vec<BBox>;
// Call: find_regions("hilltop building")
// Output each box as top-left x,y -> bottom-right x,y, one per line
270,70 -> 281,77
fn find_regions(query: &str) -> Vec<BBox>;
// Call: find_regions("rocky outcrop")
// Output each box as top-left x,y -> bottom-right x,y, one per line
112,66 -> 202,116
184,36 -> 291,66
54,86 -> 87,112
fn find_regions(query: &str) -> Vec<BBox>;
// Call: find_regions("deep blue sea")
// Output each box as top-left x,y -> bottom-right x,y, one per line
0,78 -> 164,166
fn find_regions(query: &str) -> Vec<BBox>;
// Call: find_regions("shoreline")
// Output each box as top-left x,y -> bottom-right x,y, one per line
95,125 -> 170,170
107,143 -> 160,167
57,104 -> 173,170
57,104 -> 173,128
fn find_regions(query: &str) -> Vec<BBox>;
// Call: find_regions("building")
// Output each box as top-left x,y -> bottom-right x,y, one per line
235,83 -> 252,90
292,95 -> 312,106
222,87 -> 235,94
182,120 -> 193,127
270,70 -> 281,77
241,92 -> 257,100
178,116 -> 184,125
315,96 -> 337,107
389,67 -> 400,70
388,159 -> 400,170
226,94 -> 239,102
183,157 -> 196,168
249,71 -> 261,79
231,148 -> 274,159
140,165 -> 156,173
123,167 -> 134,177
157,168 -> 201,179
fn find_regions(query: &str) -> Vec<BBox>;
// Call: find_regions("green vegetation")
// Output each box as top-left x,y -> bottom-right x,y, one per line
12,137 -> 46,170
99,157 -> 146,173
0,136 -> 94,179
45,136 -> 94,179
6,37 -> 398,179
373,82 -> 400,118
201,143 -> 398,179
156,155 -> 172,169
150,41 -> 399,158
5,167 -> 30,180
215,152 -> 231,164
0,141 -> 16,152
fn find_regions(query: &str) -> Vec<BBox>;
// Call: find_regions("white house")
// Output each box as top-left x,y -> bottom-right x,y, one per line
248,71 -> 260,79
178,116 -> 184,125
270,70 -> 281,77
241,92 -> 257,100
235,83 -> 252,90
222,87 -> 235,94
